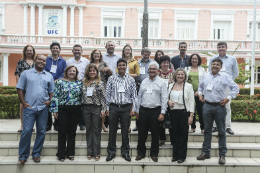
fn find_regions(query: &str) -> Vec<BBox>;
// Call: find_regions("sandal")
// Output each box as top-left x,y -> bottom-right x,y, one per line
18,130 -> 22,134
68,156 -> 74,161
189,129 -> 195,133
87,156 -> 92,160
102,126 -> 108,132
94,155 -> 100,161
59,158 -> 65,162
159,141 -> 165,146
201,130 -> 204,134
32,129 -> 35,132
128,128 -> 131,133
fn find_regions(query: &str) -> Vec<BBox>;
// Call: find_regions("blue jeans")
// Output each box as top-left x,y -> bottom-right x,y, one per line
202,103 -> 227,156
19,106 -> 48,160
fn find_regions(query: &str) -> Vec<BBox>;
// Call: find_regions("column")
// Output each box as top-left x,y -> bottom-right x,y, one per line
78,7 -> 84,36
22,5 -> 28,35
37,5 -> 44,43
1,5 -> 5,34
2,53 -> 9,86
69,6 -> 75,44
62,6 -> 68,43
206,53 -> 212,73
245,56 -> 251,88
29,4 -> 36,42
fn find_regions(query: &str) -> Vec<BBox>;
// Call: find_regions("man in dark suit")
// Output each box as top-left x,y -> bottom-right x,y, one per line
171,42 -> 189,70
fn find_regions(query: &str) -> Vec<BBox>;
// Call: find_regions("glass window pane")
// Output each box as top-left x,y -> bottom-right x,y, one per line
118,27 -> 121,37
218,29 -> 220,39
104,26 -> 107,37
114,27 -> 117,37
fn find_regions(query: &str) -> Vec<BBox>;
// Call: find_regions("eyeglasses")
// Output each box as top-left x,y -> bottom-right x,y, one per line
148,68 -> 157,71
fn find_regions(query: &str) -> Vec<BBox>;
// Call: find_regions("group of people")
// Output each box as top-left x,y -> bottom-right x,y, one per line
15,40 -> 239,166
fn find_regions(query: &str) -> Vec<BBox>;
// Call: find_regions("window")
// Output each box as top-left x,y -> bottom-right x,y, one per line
176,20 -> 195,39
103,19 -> 122,38
213,21 -> 231,40
140,19 -> 159,39
249,23 -> 260,40
0,14 -> 2,34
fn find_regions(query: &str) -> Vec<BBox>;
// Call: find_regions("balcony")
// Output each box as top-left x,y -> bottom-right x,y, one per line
0,35 -> 259,54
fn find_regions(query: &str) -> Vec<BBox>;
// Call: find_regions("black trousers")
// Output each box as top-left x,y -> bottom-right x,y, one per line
169,109 -> 189,160
137,106 -> 161,157
159,126 -> 166,140
57,105 -> 81,159
191,96 -> 204,130
47,111 -> 58,127
78,113 -> 85,127
107,104 -> 131,155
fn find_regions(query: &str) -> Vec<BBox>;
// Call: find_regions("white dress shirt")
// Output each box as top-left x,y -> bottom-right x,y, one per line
103,52 -> 122,75
136,75 -> 168,114
66,57 -> 90,80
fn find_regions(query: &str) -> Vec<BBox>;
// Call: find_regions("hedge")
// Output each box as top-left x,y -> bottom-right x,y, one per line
239,88 -> 260,95
0,94 -> 20,119
234,94 -> 260,100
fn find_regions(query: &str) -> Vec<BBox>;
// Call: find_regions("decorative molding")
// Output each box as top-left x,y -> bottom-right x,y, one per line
78,6 -> 84,10
69,6 -> 75,9
37,5 -> 44,8
22,5 -> 28,8
100,7 -> 126,12
174,9 -> 200,14
62,6 -> 68,9
29,4 -> 36,8
137,7 -> 163,13
210,9 -> 237,15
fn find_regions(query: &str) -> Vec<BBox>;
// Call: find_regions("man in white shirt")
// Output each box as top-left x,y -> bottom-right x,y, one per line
66,44 -> 90,130
103,41 -> 122,75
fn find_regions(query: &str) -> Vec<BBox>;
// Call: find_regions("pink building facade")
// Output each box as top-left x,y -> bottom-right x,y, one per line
0,0 -> 259,87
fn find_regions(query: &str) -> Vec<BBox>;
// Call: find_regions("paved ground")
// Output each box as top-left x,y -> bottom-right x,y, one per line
0,119 -> 259,135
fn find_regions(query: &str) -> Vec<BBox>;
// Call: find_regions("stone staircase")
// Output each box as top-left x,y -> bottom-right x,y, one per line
0,123 -> 260,173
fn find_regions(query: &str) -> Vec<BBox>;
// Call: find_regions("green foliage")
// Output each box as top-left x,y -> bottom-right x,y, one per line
0,94 -> 20,119
234,94 -> 260,100
239,88 -> 260,95
0,86 -> 16,89
200,63 -> 208,70
234,60 -> 251,85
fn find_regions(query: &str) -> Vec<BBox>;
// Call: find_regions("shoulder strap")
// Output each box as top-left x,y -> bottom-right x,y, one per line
183,82 -> 187,112
168,83 -> 175,100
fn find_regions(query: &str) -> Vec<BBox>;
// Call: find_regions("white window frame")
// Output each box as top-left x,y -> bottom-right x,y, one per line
254,60 -> 260,87
137,8 -> 162,39
174,9 -> 199,40
100,7 -> 126,38
247,11 -> 260,40
0,55 -> 3,83
210,10 -> 236,40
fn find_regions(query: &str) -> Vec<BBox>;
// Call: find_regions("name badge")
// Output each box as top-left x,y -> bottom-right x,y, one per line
118,83 -> 125,92
172,91 -> 179,102
87,87 -> 94,96
126,66 -> 129,74
163,79 -> 169,87
146,85 -> 153,93
206,82 -> 214,90
140,67 -> 145,75
50,65 -> 57,73
220,66 -> 225,72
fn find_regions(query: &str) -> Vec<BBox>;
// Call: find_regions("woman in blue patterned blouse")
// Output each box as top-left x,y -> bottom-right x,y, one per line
82,64 -> 106,161
49,65 -> 83,162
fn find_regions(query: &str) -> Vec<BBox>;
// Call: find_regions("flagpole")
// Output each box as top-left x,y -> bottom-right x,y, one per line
250,0 -> 256,95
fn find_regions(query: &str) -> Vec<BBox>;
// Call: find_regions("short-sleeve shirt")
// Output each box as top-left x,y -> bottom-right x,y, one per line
16,68 -> 54,111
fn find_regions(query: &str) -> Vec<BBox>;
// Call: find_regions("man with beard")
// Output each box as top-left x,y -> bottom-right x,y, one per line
135,61 -> 167,162
103,41 -> 122,75
133,47 -> 155,132
171,42 -> 189,70
66,44 -> 90,131
16,55 -> 54,165
44,42 -> 67,131
197,58 -> 239,164
209,42 -> 239,135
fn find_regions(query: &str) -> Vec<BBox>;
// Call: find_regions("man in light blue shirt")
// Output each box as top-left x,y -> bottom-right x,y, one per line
197,58 -> 239,165
16,55 -> 54,165
208,42 -> 239,135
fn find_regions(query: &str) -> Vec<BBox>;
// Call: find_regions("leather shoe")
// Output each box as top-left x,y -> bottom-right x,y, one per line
226,128 -> 234,135
33,157 -> 41,163
80,126 -> 85,131
135,155 -> 143,161
17,160 -> 26,165
122,153 -> 131,162
197,153 -> 210,160
54,126 -> 58,131
219,156 -> 226,164
106,154 -> 115,161
118,123 -> 121,129
212,127 -> 218,133
132,126 -> 138,131
177,159 -> 185,163
46,126 -> 51,131
151,156 -> 158,162
171,157 -> 178,162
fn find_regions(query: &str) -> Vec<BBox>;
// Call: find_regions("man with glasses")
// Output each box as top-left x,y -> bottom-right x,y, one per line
135,62 -> 167,162
66,44 -> 90,131
209,42 -> 239,135
171,42 -> 189,70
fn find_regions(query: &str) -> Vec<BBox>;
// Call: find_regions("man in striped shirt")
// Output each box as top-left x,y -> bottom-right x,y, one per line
105,58 -> 137,162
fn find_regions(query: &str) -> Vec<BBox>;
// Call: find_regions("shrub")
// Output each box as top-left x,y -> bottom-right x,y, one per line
0,94 -> 20,119
239,88 -> 260,95
234,94 -> 260,100
231,100 -> 260,122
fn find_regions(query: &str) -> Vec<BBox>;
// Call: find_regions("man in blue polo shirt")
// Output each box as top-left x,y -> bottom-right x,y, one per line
44,42 -> 66,131
17,55 -> 54,165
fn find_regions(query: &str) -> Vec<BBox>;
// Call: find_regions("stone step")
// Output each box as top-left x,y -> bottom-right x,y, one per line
0,131 -> 259,143
1,141 -> 260,158
0,156 -> 260,173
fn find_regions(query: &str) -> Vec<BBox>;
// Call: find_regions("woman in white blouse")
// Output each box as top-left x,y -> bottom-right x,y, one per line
168,68 -> 195,163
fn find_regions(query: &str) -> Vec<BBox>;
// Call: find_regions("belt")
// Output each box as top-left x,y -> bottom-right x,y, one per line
110,103 -> 131,108
205,100 -> 220,106
141,106 -> 160,109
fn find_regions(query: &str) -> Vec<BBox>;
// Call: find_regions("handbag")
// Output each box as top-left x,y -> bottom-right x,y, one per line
160,83 -> 175,129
